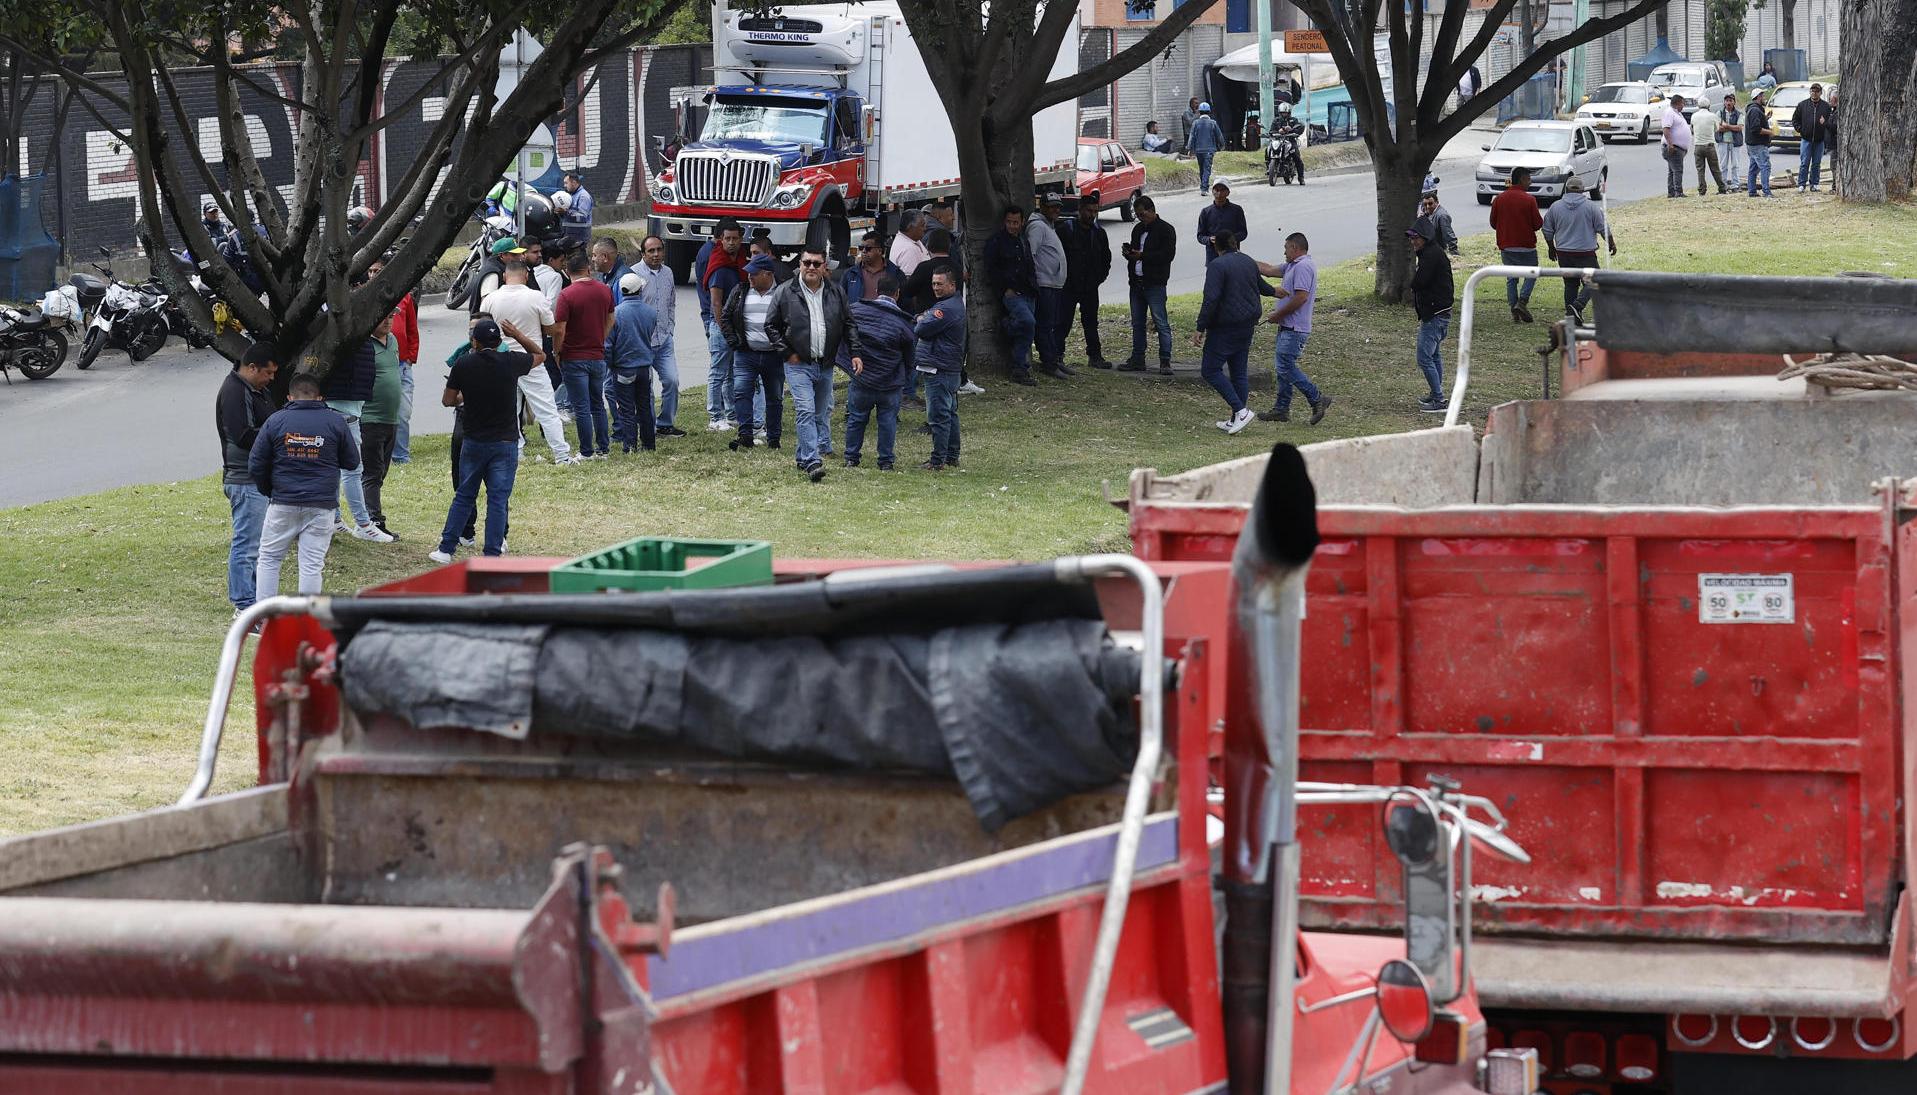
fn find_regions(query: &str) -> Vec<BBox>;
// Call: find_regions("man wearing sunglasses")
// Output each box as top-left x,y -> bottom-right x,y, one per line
767,247 -> 864,482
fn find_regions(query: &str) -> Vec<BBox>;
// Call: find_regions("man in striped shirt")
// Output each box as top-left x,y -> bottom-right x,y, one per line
721,254 -> 787,451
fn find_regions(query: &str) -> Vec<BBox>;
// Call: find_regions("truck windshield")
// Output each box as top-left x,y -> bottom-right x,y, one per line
702,97 -> 831,145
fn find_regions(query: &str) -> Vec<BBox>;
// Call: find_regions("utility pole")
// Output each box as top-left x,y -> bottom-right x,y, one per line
1256,0 -> 1275,139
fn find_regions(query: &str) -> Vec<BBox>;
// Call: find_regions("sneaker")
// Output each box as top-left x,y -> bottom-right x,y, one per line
352,523 -> 396,543
1256,406 -> 1290,423
960,380 -> 987,392
1511,306 -> 1524,324
806,463 -> 827,483
766,437 -> 781,450
332,517 -> 351,533
428,549 -> 454,565
554,454 -> 583,466
658,426 -> 687,437
728,437 -> 752,452
1225,407 -> 1254,434
707,421 -> 730,432
919,459 -> 945,471
878,462 -> 895,471
753,435 -> 766,446
458,536 -> 476,549
1308,397 -> 1332,426
589,452 -> 609,461
1418,396 -> 1447,413
843,457 -> 860,468
1516,303 -> 1534,324
375,521 -> 400,542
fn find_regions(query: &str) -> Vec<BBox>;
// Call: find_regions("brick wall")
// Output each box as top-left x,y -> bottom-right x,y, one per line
12,43 -> 713,272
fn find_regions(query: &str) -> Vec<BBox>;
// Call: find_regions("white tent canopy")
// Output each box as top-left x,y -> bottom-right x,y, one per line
1211,41 -> 1345,89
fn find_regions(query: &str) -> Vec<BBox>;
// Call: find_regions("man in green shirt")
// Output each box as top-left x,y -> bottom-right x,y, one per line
358,314 -> 405,539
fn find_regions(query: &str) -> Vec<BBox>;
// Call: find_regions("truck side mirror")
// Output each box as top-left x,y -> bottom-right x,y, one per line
799,142 -> 815,164
1375,958 -> 1435,1042
862,104 -> 877,143
1385,796 -> 1458,1002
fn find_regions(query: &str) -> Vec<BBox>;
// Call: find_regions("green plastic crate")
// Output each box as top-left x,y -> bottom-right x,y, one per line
550,537 -> 773,593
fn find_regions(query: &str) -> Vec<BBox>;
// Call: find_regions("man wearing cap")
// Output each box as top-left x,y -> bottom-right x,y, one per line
430,318 -> 543,562
1408,217 -> 1454,413
1026,195 -> 1071,379
215,342 -> 279,613
635,234 -> 684,437
1195,181 -> 1248,265
1716,94 -> 1745,190
1660,94 -> 1691,198
721,254 -> 786,452
1188,103 -> 1226,193
605,269 -> 660,453
469,236 -> 524,316
1790,83 -> 1834,192
1689,102 -> 1725,195
480,262 -> 578,465
1745,88 -> 1775,197
1540,175 -> 1615,323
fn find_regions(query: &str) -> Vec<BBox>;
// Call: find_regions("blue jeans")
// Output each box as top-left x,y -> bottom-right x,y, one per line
1200,323 -> 1254,413
705,319 -> 735,424
611,366 -> 656,450
438,439 -> 518,556
1034,285 -> 1066,367
924,370 -> 961,465
1664,145 -> 1686,197
786,361 -> 833,467
843,381 -> 901,466
1195,151 -> 1216,191
224,482 -> 269,609
1747,146 -> 1773,195
1001,292 -> 1036,372
1417,314 -> 1451,401
393,362 -> 414,463
1798,139 -> 1824,189
335,414 -> 370,527
1271,328 -> 1321,413
562,358 -> 611,455
732,349 -> 784,442
1130,284 -> 1171,365
652,333 -> 679,429
1500,248 -> 1538,307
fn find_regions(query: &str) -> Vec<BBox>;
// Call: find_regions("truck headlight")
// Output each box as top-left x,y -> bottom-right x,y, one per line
770,182 -> 813,210
651,180 -> 676,205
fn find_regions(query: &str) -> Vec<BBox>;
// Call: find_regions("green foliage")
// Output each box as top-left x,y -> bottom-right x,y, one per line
1706,0 -> 1747,60
653,3 -> 709,44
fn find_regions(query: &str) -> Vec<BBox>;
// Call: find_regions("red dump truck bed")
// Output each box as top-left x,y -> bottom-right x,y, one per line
0,556 -> 1490,1094
1131,362 -> 1917,1084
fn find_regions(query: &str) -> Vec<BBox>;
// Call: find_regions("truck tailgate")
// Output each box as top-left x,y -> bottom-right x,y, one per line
1136,482 -> 1903,946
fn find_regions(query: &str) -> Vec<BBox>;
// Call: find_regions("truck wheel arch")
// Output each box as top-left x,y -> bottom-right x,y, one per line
808,188 -> 852,269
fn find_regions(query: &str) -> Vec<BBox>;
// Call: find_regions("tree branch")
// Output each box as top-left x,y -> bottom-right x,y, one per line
1033,0 -> 1223,111
0,33 -> 132,114
343,7 -> 529,145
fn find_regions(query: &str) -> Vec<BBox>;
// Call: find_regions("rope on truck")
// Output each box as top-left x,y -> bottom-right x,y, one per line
1779,353 -> 1917,393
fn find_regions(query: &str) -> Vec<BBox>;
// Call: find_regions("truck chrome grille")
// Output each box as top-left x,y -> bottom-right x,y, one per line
675,152 -> 778,206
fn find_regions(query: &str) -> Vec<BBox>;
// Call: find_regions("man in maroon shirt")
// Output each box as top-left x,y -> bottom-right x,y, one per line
1488,166 -> 1544,323
553,250 -> 617,458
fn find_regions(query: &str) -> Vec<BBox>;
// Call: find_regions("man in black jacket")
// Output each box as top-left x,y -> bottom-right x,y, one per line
1791,82 -> 1835,193
1121,195 -> 1177,374
249,374 -> 361,597
765,246 -> 864,482
1408,217 -> 1455,413
982,205 -> 1038,386
1191,230 -> 1272,433
215,342 -> 280,612
1059,200 -> 1112,370
1745,88 -> 1774,197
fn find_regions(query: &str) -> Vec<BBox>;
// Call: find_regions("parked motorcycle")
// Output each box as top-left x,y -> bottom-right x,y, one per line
0,305 -> 69,382
444,187 -> 556,310
76,248 -> 175,370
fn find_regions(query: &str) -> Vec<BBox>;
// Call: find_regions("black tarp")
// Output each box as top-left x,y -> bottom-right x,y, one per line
333,566 -> 1145,832
1593,271 -> 1917,355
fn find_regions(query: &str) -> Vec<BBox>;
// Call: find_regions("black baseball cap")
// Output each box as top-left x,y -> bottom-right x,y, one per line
470,318 -> 502,346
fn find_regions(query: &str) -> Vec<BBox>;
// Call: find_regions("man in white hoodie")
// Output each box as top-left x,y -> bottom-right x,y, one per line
1025,194 -> 1071,380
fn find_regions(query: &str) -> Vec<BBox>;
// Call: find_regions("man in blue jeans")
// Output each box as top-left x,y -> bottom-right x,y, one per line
1745,88 -> 1775,197
840,271 -> 917,470
1187,103 -> 1225,193
703,221 -> 748,429
214,342 -> 279,612
915,268 -> 966,470
430,318 -> 540,561
721,255 -> 786,450
1121,195 -> 1177,374
982,205 -> 1038,387
765,246 -> 863,482
1255,232 -> 1331,424
554,250 -> 616,457
1790,83 -> 1834,192
1408,218 -> 1454,413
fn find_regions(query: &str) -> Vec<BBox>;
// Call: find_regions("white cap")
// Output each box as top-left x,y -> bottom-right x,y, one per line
619,270 -> 645,294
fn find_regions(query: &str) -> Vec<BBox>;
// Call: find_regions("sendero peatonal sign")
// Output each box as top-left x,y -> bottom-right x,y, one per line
1698,573 -> 1795,624
1284,29 -> 1331,53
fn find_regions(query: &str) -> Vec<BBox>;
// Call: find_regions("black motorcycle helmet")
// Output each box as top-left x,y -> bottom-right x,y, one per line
518,190 -> 556,237
345,205 -> 373,234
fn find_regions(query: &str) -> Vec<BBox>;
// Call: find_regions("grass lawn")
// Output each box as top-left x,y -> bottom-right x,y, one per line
1143,144 -> 1371,190
2,191 -> 1911,835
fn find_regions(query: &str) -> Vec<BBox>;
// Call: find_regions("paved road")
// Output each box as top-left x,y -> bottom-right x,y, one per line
0,133 -> 1678,509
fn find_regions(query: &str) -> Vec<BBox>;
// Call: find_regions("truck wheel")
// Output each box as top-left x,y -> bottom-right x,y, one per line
665,240 -> 699,285
807,212 -> 850,271
1119,197 -> 1135,222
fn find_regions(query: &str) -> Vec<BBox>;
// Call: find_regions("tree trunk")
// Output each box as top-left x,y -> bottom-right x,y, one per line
1371,148 -> 1434,301
1838,0 -> 1917,202
958,116 -> 1041,377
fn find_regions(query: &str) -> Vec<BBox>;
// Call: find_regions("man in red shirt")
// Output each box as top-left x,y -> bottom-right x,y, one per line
1488,166 -> 1544,323
553,250 -> 617,458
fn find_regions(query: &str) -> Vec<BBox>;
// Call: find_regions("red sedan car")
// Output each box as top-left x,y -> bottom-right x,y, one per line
1075,136 -> 1147,221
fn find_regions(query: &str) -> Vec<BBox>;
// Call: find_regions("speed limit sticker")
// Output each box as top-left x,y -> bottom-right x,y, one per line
1698,573 -> 1794,624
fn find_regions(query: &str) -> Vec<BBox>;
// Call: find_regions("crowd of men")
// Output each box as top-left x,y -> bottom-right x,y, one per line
1659,84 -> 1837,199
